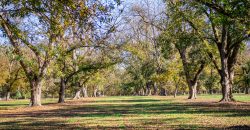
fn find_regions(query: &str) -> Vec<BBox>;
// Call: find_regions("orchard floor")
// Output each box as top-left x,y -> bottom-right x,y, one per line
0,94 -> 250,129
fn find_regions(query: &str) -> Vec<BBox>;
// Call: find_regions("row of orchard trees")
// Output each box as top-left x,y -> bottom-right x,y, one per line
162,0 -> 250,101
0,0 -> 122,106
0,0 -> 249,106
118,0 -> 249,101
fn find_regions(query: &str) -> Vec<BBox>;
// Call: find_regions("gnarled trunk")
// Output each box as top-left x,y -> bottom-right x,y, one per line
219,46 -> 235,102
30,80 -> 42,106
220,70 -> 234,102
58,77 -> 66,103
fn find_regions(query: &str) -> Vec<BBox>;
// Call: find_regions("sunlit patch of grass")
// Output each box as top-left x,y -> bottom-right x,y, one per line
196,94 -> 250,102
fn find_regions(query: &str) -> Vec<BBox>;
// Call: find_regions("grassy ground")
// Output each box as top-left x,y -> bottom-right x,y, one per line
0,94 -> 249,129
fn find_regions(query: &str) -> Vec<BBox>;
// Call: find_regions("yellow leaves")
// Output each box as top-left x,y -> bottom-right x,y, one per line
247,30 -> 250,35
0,71 -> 8,85
0,55 -> 9,86
80,6 -> 89,18
78,1 -> 89,18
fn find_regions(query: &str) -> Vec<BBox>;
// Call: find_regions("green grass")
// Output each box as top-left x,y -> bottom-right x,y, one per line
0,94 -> 249,129
198,94 -> 250,102
0,98 -> 57,110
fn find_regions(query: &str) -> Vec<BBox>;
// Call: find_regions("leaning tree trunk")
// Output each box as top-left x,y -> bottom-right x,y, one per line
178,48 -> 204,100
58,77 -> 66,103
30,80 -> 42,106
188,81 -> 197,99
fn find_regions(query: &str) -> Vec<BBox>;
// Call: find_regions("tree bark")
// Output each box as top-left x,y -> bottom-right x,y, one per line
220,75 -> 232,101
94,88 -> 98,97
245,87 -> 249,94
219,64 -> 235,102
174,79 -> 180,98
146,82 -> 151,96
178,48 -> 204,100
5,91 -> 11,101
30,80 -> 42,106
174,85 -> 178,98
58,77 -> 66,103
164,89 -> 167,96
141,88 -> 145,96
219,44 -> 235,102
153,82 -> 158,95
188,82 -> 197,99
73,89 -> 81,99
82,86 -> 88,98
209,88 -> 213,94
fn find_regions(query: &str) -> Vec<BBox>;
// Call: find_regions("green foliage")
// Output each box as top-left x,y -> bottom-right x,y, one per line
13,91 -> 22,99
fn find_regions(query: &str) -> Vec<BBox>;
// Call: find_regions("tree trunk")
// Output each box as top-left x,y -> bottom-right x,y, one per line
148,90 -> 152,96
153,82 -> 158,95
174,86 -> 178,98
82,86 -> 88,98
5,91 -> 11,101
188,82 -> 197,99
146,82 -> 151,96
209,69 -> 213,95
30,80 -> 42,106
245,87 -> 249,94
209,87 -> 213,94
94,88 -> 98,97
58,78 -> 66,103
220,75 -> 232,101
219,57 -> 234,102
73,89 -> 81,99
141,89 -> 145,96
178,48 -> 204,100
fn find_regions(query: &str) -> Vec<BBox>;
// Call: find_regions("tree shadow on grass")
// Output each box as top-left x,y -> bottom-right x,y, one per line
0,98 -> 249,129
0,104 -> 27,107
